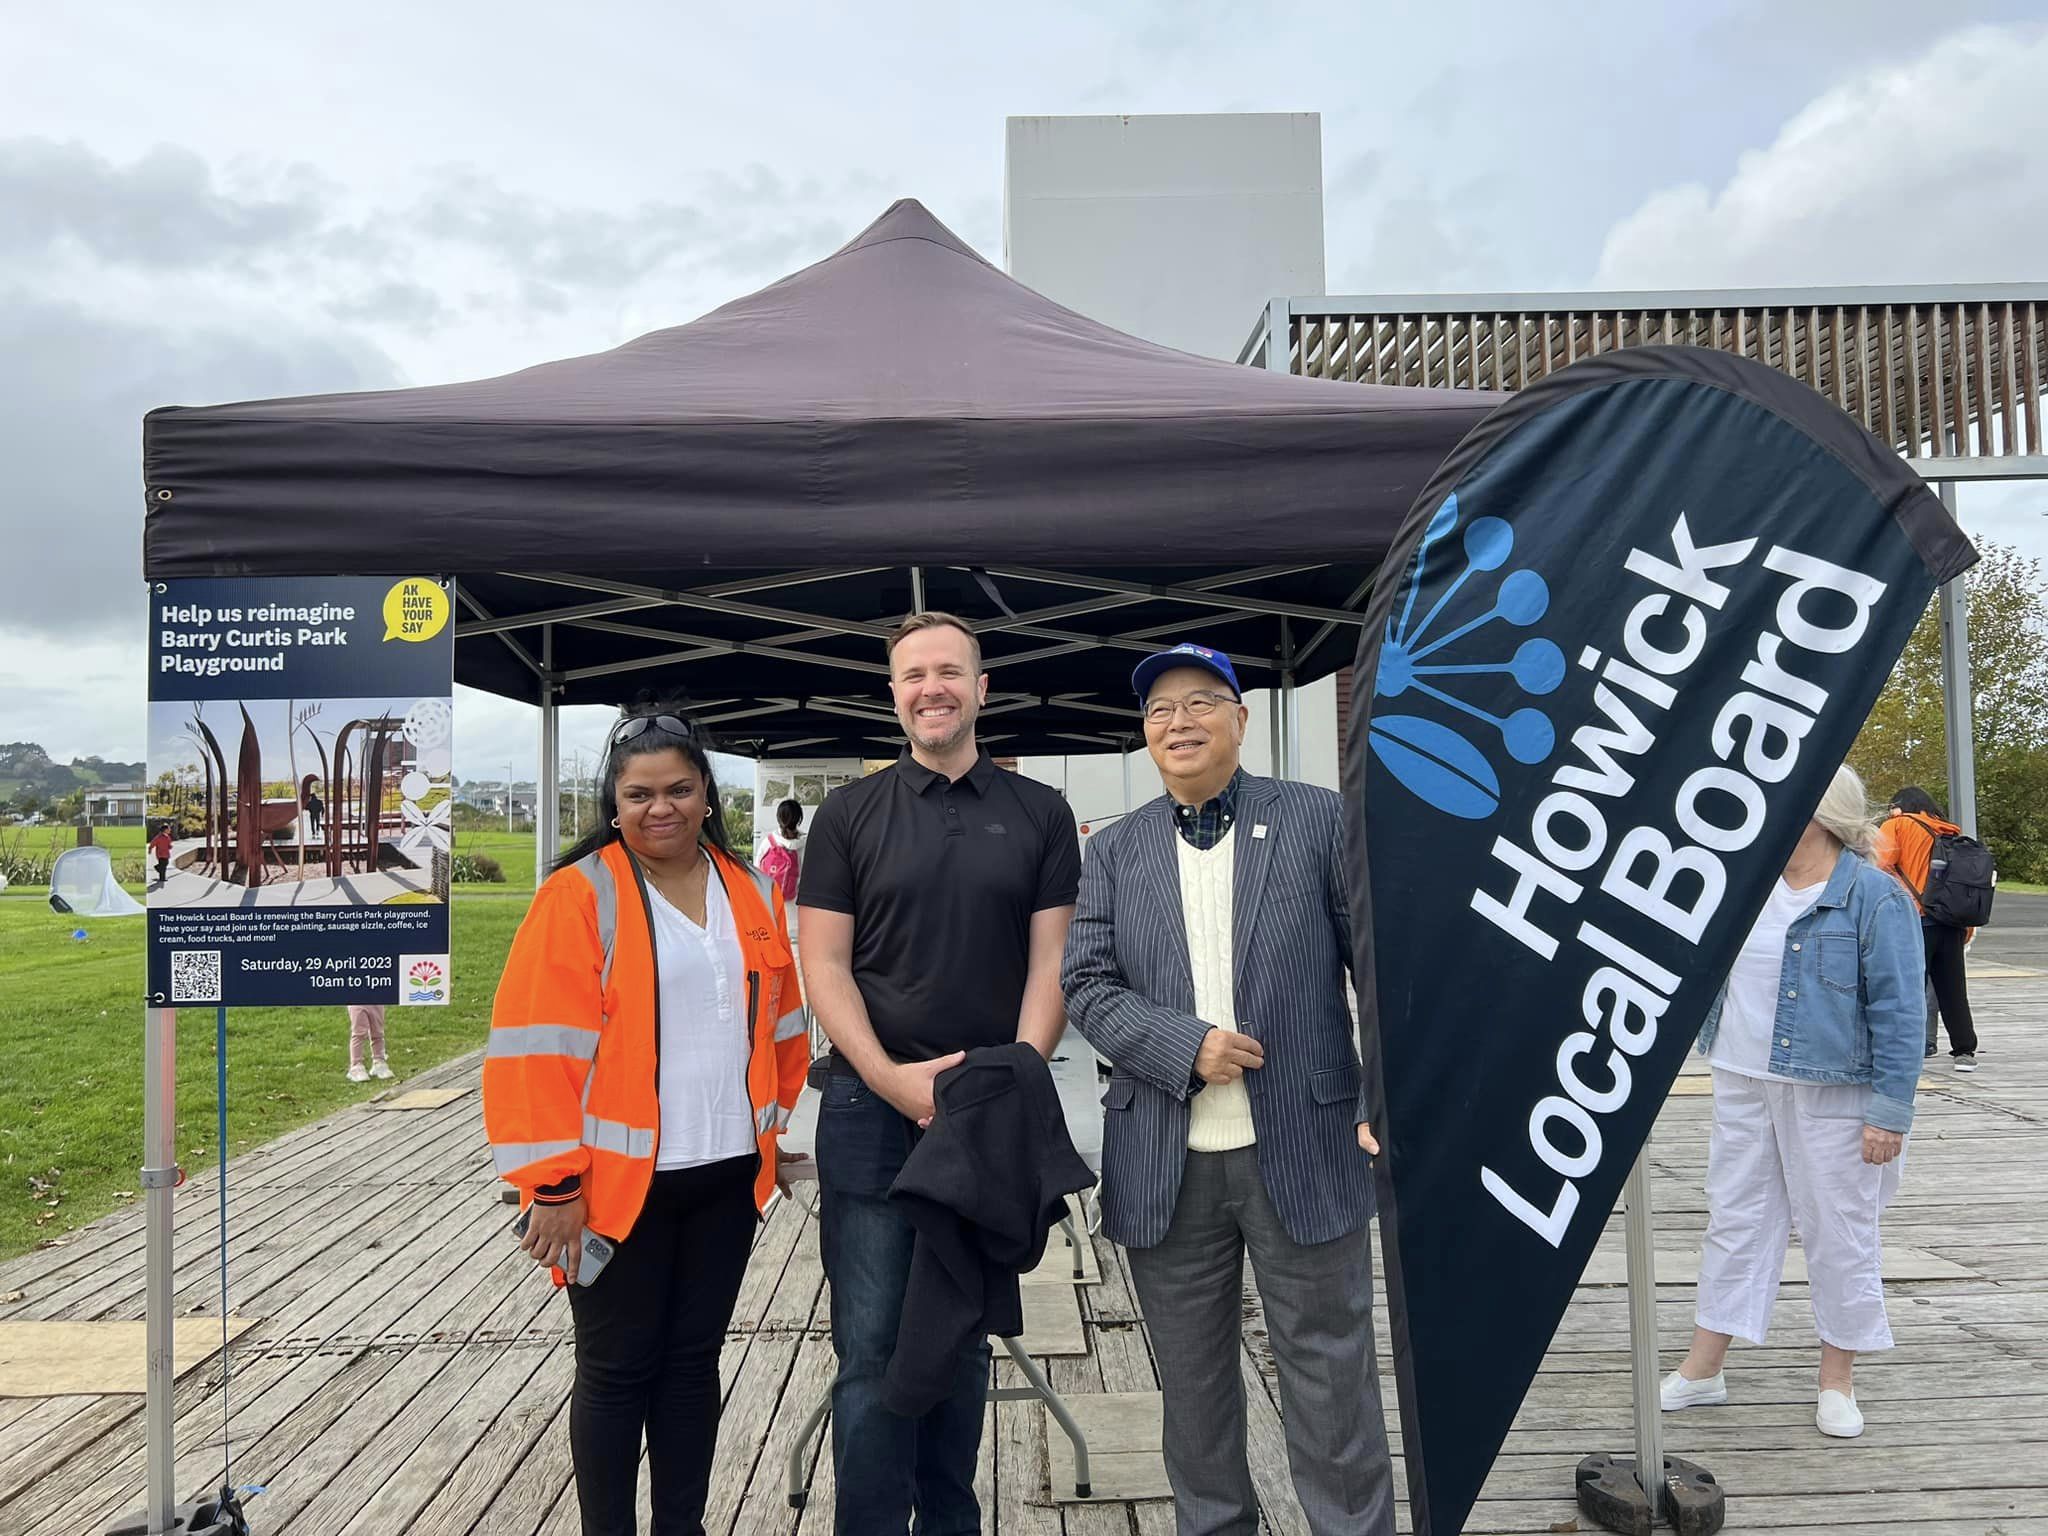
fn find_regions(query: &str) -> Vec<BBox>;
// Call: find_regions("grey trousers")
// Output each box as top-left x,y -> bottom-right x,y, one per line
1124,1148 -> 1395,1536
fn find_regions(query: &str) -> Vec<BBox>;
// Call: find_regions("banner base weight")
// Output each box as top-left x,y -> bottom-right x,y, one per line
105,1488 -> 250,1536
1575,1453 -> 1725,1536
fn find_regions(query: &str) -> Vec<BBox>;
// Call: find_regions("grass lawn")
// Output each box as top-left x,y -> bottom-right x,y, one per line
0,888 -> 534,1262
452,827 -> 562,889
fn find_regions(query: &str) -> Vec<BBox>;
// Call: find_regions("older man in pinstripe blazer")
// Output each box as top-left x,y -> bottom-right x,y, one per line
1061,642 -> 1394,1536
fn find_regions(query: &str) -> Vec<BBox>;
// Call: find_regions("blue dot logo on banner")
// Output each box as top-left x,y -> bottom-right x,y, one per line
1370,491 -> 1565,819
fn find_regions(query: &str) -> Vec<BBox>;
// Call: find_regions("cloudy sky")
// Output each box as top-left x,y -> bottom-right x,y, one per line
4,1 -> 2044,782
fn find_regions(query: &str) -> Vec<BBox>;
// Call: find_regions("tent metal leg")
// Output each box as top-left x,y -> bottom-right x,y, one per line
784,1334 -> 1093,1507
997,1336 -> 1092,1496
537,631 -> 560,883
1058,1209 -> 1085,1279
911,566 -> 927,614
1936,482 -> 1978,836
1280,670 -> 1300,780
143,1007 -> 179,1534
784,1393 -> 832,1509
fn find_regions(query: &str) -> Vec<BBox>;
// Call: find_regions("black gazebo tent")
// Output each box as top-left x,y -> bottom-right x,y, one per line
143,199 -> 1496,755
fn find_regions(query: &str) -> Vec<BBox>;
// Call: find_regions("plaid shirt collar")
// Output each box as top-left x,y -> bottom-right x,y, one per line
1170,768 -> 1244,852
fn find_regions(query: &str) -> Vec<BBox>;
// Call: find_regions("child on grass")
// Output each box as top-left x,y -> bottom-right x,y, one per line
346,1005 -> 392,1082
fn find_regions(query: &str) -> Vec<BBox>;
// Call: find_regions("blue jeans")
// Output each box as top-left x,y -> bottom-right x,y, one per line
816,1071 -> 990,1536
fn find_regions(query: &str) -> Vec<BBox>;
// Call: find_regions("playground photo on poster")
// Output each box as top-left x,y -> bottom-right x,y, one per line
143,694 -> 453,908
145,575 -> 455,1008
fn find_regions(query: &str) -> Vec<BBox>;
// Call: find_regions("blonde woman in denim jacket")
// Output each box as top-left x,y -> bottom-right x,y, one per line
1661,764 -> 1922,1440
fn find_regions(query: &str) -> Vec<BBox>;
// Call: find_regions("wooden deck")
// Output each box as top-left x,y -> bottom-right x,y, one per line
2,967 -> 2044,1535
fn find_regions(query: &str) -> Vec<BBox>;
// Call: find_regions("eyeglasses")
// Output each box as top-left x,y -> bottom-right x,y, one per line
1142,690 -> 1238,726
609,714 -> 695,749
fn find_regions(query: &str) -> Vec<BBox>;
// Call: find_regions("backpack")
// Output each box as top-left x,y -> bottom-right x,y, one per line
759,841 -> 800,903
1912,816 -> 1996,929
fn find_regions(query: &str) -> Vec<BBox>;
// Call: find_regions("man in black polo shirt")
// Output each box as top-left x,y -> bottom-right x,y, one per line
798,610 -> 1080,1536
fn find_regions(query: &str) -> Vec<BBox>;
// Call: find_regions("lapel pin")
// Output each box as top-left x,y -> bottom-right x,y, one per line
1253,824 -> 1268,840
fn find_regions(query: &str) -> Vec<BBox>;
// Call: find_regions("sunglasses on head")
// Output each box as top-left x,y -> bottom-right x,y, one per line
609,713 -> 695,749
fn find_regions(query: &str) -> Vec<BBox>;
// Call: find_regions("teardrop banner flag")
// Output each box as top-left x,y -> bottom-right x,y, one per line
1345,346 -> 1974,1535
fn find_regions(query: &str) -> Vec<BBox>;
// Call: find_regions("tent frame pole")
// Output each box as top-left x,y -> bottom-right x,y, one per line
1278,619 -> 1300,781
538,627 -> 560,886
1281,672 -> 1300,781
1936,481 -> 1978,836
910,566 -> 927,614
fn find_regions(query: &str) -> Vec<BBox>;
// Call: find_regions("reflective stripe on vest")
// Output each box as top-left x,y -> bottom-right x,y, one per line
577,849 -> 621,994
493,1137 -> 581,1177
583,1113 -> 656,1160
487,1023 -> 600,1061
773,1007 -> 807,1043
754,1101 -> 780,1137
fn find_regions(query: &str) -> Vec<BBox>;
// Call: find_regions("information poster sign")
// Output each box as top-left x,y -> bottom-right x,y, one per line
146,576 -> 456,1007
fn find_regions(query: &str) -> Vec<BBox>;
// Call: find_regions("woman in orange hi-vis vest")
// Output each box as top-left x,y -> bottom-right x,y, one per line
485,707 -> 805,1536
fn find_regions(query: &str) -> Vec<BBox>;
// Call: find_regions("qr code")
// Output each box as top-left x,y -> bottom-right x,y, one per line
170,950 -> 223,1003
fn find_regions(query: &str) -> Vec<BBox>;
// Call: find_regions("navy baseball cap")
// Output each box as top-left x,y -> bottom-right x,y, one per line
1131,642 -> 1241,702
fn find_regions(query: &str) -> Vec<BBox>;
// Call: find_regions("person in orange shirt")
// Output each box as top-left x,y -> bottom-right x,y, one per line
485,706 -> 806,1536
1872,786 -> 1979,1071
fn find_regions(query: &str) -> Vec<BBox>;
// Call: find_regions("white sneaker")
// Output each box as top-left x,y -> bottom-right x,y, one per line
346,1064 -> 369,1083
1660,1369 -> 1727,1411
369,1058 -> 394,1080
1817,1388 -> 1864,1438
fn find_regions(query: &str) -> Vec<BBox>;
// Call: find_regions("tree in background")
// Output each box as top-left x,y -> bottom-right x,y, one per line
1849,540 -> 2048,881
722,787 -> 755,854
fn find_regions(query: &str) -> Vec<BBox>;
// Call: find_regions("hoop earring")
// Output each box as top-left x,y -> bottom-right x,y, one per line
610,817 -> 621,829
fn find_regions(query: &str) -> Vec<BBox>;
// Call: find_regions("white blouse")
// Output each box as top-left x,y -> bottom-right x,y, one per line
1710,877 -> 1826,1083
646,871 -> 756,1170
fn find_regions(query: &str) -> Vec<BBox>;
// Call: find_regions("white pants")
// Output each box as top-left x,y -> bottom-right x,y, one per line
1696,1068 -> 1904,1352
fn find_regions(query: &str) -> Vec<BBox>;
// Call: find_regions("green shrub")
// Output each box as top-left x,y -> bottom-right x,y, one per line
451,852 -> 507,884
0,830 -> 67,887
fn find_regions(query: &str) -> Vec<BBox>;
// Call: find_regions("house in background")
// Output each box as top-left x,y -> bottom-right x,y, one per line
83,785 -> 148,826
456,780 -> 537,824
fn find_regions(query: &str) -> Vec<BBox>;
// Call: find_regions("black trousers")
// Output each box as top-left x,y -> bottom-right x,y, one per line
566,1155 -> 758,1536
1923,922 -> 1979,1057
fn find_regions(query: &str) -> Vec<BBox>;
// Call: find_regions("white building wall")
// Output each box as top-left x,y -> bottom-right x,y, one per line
1003,112 -> 1340,800
1004,113 -> 1325,361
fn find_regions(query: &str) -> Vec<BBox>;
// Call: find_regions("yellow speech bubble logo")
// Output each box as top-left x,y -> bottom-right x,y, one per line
383,579 -> 450,643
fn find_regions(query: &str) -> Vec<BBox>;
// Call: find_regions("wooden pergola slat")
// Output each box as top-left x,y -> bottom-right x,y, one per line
1265,285 -> 2048,464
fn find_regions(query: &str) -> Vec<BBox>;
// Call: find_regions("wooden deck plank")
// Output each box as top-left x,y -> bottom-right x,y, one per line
993,1353 -> 1062,1536
467,1385 -> 577,1536
703,1334 -> 800,1536
729,1332 -> 835,1536
13,1345 -> 365,1535
403,1340 -> 574,1536
37,1348 -> 350,1534
238,1328 -> 548,1534
1047,1346 -> 1135,1536
333,1338 -> 566,1536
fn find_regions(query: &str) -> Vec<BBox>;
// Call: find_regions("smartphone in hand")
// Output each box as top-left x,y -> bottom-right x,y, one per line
512,1207 -> 615,1286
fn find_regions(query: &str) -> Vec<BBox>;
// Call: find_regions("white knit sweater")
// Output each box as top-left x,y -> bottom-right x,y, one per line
1179,828 -> 1255,1151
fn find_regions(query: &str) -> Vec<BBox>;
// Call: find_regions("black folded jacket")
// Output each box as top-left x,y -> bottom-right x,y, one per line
881,1041 -> 1096,1415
